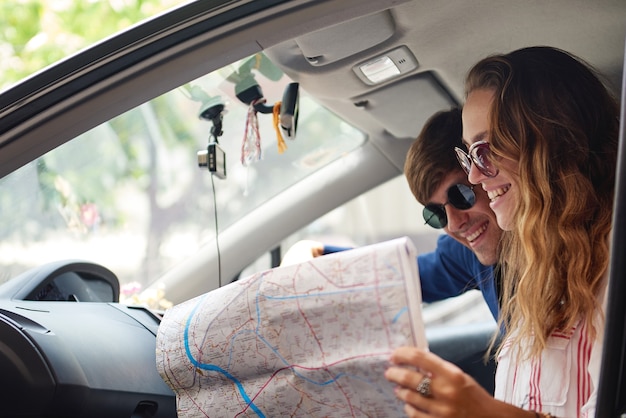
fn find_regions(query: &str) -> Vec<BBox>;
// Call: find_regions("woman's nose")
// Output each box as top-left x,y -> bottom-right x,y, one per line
467,161 -> 485,185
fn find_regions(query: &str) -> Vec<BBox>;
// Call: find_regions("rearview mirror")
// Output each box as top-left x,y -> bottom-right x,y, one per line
280,82 -> 299,139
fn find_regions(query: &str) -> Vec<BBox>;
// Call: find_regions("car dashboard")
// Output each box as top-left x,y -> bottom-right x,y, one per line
0,261 -> 176,417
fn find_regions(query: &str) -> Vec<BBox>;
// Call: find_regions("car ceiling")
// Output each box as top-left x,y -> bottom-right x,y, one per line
267,0 -> 625,165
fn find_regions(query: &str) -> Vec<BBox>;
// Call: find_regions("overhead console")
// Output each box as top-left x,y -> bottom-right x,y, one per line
265,2 -> 459,145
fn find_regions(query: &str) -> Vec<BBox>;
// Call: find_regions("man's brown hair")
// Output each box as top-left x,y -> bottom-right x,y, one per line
404,108 -> 463,205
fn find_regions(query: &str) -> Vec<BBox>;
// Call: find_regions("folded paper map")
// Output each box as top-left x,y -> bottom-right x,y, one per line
156,236 -> 427,417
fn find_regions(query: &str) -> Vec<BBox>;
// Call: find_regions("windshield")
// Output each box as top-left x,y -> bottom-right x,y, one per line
0,53 -> 366,296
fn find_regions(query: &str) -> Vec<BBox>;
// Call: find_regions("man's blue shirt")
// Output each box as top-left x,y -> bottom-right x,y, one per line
417,234 -> 498,321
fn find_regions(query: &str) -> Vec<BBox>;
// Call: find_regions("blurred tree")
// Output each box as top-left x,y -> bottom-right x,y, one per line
0,0 -> 189,285
0,0 -> 181,90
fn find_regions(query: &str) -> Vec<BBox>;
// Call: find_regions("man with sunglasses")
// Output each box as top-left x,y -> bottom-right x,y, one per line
283,108 -> 502,320
404,108 -> 501,320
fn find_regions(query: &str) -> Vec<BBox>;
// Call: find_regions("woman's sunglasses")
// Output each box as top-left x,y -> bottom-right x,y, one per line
454,140 -> 499,178
423,184 -> 476,229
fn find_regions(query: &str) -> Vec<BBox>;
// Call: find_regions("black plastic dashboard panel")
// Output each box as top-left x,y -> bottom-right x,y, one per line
0,259 -> 175,417
0,301 -> 176,417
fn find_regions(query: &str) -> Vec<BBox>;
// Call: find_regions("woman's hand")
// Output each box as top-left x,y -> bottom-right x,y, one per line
384,347 -> 529,418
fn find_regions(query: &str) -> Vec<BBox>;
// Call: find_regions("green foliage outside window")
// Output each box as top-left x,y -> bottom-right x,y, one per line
0,0 -> 181,90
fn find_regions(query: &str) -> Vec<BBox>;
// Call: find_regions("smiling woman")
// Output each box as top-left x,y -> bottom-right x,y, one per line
385,45 -> 620,418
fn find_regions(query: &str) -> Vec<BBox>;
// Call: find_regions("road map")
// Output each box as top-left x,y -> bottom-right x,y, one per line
156,237 -> 427,417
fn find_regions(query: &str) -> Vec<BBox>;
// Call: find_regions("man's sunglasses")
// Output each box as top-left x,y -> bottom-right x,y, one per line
422,184 -> 476,229
454,140 -> 499,178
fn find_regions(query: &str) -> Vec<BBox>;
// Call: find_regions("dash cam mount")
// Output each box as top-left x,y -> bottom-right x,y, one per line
197,97 -> 227,179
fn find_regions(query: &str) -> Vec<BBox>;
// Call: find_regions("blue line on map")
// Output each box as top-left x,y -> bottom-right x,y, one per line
184,294 -> 266,417
392,306 -> 408,323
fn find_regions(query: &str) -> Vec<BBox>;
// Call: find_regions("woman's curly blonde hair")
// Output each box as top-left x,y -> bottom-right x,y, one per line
466,46 -> 619,358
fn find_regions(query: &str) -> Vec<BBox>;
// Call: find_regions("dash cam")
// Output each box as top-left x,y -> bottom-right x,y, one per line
198,143 -> 226,179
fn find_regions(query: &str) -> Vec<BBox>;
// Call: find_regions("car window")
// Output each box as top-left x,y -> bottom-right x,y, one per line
0,0 -> 183,90
0,53 -> 365,296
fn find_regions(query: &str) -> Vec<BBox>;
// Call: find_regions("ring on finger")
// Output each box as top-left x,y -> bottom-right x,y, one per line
416,376 -> 432,397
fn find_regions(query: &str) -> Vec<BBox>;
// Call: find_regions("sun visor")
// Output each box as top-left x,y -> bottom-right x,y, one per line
295,10 -> 395,66
352,72 -> 459,139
